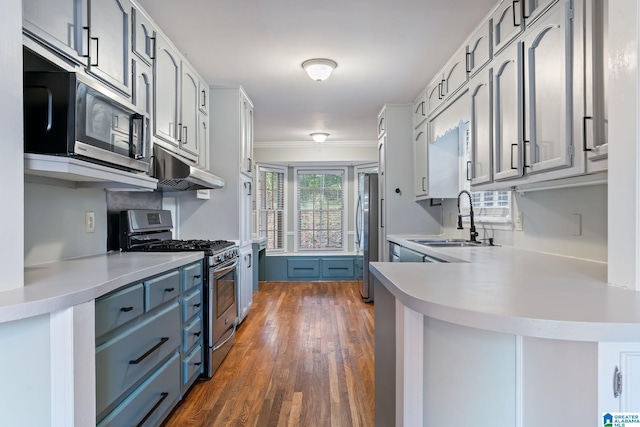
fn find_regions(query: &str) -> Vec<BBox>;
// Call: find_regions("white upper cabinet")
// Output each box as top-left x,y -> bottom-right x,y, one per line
132,5 -> 155,67
523,0 -> 559,25
240,95 -> 254,177
427,78 -> 445,116
443,46 -> 469,100
413,92 -> 427,128
523,1 -> 573,175
154,32 -> 180,147
467,19 -> 492,77
469,68 -> 493,186
180,62 -> 200,158
23,0 -> 87,64
492,0 -> 523,54
86,0 -> 131,95
493,41 -> 525,182
413,123 -> 428,199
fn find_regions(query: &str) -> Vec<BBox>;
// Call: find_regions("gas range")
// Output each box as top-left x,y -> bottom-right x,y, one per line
119,209 -> 238,267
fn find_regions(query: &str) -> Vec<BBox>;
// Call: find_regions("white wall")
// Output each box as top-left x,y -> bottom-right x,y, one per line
24,182 -> 108,266
255,141 -> 378,164
1,0 -> 24,290
442,184 -> 608,262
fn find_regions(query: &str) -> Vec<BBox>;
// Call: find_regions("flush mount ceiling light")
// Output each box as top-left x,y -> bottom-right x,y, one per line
301,59 -> 338,82
310,132 -> 330,143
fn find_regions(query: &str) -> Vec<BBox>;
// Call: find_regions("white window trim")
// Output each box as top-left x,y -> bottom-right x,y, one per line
293,166 -> 348,252
257,163 -> 288,253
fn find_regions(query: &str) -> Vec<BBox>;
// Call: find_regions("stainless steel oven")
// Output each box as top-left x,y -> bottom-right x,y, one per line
207,257 -> 238,378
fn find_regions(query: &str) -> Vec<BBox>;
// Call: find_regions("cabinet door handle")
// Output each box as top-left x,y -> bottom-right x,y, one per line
193,274 -> 201,280
466,52 -> 471,73
422,177 -> 426,192
583,116 -> 593,152
440,79 -> 446,97
201,90 -> 206,108
177,123 -> 182,142
523,140 -> 531,168
510,143 -> 518,170
129,337 -> 169,364
194,362 -> 202,366
380,199 -> 384,228
522,0 -> 531,18
512,0 -> 521,27
438,82 -> 443,100
134,392 -> 169,427
466,161 -> 472,181
120,306 -> 134,312
248,158 -> 252,173
248,253 -> 252,268
149,36 -> 156,60
183,126 -> 188,144
193,303 -> 201,308
81,27 -> 99,66
194,331 -> 201,337
164,287 -> 175,293
91,36 -> 99,66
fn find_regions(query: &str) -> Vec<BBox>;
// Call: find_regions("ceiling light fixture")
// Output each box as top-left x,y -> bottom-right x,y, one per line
310,132 -> 329,143
302,59 -> 338,82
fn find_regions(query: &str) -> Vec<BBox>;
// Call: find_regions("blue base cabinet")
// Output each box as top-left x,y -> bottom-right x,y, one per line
266,255 -> 361,281
95,259 -> 204,426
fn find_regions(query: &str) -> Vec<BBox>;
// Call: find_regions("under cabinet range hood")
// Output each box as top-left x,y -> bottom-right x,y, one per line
152,145 -> 224,191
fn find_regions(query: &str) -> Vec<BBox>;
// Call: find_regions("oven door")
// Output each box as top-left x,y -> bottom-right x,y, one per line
206,257 -> 238,377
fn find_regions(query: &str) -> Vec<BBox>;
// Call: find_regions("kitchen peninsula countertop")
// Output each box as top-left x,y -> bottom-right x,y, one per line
371,235 -> 640,342
0,252 -> 204,323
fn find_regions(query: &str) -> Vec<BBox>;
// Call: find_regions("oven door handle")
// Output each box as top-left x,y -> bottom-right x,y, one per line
213,258 -> 238,277
212,323 -> 236,351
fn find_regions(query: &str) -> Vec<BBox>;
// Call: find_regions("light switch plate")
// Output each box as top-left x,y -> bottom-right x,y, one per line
571,213 -> 582,236
514,211 -> 523,231
85,211 -> 95,233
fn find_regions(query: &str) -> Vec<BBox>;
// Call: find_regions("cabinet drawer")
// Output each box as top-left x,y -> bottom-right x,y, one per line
145,270 -> 180,312
97,352 -> 180,427
96,302 -> 180,417
321,258 -> 354,278
95,283 -> 144,338
182,261 -> 203,293
182,288 -> 202,323
182,317 -> 203,353
182,345 -> 203,387
287,258 -> 320,278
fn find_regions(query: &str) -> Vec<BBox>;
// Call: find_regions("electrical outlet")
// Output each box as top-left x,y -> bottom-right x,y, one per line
514,211 -> 523,231
85,211 -> 95,233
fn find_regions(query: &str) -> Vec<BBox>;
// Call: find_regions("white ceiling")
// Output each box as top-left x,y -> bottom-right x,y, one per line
138,0 -> 496,144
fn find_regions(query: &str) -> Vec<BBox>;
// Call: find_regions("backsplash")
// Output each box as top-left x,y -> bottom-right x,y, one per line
24,181 -> 108,266
442,184 -> 608,262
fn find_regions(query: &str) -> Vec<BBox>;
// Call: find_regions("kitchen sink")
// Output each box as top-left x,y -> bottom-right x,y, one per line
408,238 -> 494,248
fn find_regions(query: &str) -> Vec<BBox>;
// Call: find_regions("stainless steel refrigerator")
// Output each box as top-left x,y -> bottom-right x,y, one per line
356,173 -> 378,302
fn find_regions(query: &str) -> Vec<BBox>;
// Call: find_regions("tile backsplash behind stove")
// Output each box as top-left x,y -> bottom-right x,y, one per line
106,191 -> 163,251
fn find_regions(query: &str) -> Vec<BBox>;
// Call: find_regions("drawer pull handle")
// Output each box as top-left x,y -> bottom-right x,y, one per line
194,331 -> 201,337
120,306 -> 134,312
193,275 -> 201,279
193,303 -> 201,308
134,392 -> 169,427
194,362 -> 202,366
164,287 -> 175,293
129,337 -> 169,364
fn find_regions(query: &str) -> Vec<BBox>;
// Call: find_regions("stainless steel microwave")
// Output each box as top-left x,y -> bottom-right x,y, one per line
23,71 -> 150,173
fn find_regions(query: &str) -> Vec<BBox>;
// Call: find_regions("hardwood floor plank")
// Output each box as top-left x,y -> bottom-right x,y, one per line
162,281 -> 374,427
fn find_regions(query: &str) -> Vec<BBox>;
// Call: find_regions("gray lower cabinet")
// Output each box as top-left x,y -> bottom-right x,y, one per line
95,259 -> 204,426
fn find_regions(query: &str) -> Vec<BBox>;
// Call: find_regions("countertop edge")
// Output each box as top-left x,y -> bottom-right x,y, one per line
0,252 -> 204,323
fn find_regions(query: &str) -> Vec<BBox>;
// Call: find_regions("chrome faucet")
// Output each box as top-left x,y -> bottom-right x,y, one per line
457,190 -> 478,242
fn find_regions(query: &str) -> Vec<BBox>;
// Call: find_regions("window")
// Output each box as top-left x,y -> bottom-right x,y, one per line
459,121 -> 512,222
295,168 -> 346,250
258,165 -> 286,251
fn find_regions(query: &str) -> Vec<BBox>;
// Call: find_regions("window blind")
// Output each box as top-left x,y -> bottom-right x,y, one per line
258,166 -> 285,251
296,169 -> 345,250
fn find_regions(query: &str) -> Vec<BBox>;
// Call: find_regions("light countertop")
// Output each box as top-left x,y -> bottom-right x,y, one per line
0,252 -> 204,323
371,235 -> 640,342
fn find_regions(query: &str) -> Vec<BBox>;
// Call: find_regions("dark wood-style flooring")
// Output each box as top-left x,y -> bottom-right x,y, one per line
163,281 -> 375,427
